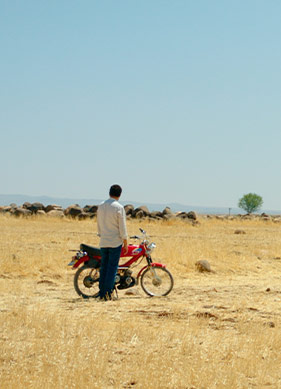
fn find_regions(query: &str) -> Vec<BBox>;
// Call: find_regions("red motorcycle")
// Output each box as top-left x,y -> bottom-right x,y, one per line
68,228 -> 174,298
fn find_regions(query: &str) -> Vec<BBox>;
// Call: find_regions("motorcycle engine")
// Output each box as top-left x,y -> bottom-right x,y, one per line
116,269 -> 136,290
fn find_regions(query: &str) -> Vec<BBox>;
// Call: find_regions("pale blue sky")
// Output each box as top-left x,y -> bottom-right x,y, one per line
1,0 -> 281,209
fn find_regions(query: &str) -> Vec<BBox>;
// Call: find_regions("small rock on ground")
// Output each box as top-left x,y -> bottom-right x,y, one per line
195,260 -> 212,272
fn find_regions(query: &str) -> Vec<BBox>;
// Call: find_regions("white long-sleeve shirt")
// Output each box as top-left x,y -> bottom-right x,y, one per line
97,198 -> 128,248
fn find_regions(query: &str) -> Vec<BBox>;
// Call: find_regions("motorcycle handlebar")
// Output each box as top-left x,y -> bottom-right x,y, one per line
130,229 -> 147,240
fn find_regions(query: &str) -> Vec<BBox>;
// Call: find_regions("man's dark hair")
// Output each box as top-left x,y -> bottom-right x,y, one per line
109,184 -> 122,198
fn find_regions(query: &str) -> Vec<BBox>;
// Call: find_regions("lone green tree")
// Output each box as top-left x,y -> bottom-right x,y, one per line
238,193 -> 263,214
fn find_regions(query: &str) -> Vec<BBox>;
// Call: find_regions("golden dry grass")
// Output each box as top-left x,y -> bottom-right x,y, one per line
1,214 -> 281,388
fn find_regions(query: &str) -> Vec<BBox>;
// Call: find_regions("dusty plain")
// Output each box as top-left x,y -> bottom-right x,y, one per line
1,214 -> 281,388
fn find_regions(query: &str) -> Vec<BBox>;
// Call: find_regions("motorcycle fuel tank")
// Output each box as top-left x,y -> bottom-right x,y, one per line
120,244 -> 143,257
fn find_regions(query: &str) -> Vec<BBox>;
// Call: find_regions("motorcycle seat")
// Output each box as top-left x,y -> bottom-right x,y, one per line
80,244 -> 101,257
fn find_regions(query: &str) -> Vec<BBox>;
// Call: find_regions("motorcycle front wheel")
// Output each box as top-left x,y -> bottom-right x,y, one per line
140,266 -> 174,297
73,265 -> 100,298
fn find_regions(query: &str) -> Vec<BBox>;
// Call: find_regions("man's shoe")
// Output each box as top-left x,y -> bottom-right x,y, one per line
104,292 -> 112,301
96,292 -> 117,302
95,294 -> 109,302
95,296 -> 105,302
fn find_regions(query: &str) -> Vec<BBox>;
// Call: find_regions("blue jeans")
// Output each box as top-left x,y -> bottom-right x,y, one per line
99,245 -> 122,298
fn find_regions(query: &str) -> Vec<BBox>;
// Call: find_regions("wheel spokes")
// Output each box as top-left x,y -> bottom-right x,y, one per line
77,268 -> 99,297
141,267 -> 173,296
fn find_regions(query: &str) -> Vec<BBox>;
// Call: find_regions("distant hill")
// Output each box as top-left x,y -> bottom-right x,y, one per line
0,194 -> 280,215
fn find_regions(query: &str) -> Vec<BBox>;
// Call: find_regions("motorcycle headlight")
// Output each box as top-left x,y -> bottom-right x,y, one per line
147,243 -> 156,253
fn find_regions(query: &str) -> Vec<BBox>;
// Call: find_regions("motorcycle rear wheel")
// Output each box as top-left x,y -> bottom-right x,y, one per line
74,265 -> 100,298
140,266 -> 173,297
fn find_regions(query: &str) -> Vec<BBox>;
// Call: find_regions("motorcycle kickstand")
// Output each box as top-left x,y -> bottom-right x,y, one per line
114,285 -> 118,300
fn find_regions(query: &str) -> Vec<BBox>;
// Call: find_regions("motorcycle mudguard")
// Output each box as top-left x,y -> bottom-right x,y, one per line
73,255 -> 101,269
136,263 -> 166,280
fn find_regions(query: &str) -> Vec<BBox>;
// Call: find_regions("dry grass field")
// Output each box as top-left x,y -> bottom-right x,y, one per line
1,214 -> 281,388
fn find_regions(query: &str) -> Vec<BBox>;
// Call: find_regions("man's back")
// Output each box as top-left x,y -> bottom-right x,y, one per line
97,198 -> 127,248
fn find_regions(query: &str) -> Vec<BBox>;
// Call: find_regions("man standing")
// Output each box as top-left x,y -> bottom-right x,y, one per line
97,184 -> 128,301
